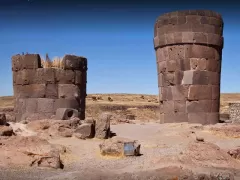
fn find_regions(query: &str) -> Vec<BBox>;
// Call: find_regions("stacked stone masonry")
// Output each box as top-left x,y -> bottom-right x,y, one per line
229,103 -> 240,123
153,10 -> 223,124
12,54 -> 87,121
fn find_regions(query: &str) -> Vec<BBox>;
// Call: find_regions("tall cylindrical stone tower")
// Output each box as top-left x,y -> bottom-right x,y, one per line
153,10 -> 224,124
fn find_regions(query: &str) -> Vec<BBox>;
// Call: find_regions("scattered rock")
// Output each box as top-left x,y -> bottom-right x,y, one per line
27,119 -> 81,138
97,96 -> 103,100
179,142 -> 240,169
140,95 -> 145,99
55,108 -> 79,120
0,113 -> 7,125
95,112 -> 111,139
227,148 -> 240,159
29,149 -> 63,169
108,96 -> 113,102
126,114 -> 135,120
74,123 -> 95,139
20,120 -> 29,124
74,133 -> 86,140
92,96 -> 97,101
99,137 -> 141,157
210,125 -> 240,138
0,126 -> 13,136
196,136 -> 204,142
210,172 -> 234,180
0,136 -> 65,169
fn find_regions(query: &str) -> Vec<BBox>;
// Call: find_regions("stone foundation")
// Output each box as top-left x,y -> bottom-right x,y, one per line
153,10 -> 224,124
12,54 -> 87,121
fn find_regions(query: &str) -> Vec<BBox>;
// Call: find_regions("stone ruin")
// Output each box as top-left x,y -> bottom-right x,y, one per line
12,54 -> 87,121
229,103 -> 240,123
154,10 -> 224,125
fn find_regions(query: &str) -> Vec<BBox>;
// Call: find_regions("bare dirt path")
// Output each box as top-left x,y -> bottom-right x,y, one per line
0,122 -> 240,180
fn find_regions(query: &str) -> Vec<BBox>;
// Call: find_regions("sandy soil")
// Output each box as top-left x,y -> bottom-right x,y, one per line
0,122 -> 240,180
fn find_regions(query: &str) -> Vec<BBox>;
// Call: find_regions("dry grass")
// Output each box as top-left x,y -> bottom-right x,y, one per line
0,93 -> 239,120
41,56 -> 64,69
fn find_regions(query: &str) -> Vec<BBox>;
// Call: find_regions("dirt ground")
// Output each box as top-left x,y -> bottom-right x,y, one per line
0,121 -> 240,180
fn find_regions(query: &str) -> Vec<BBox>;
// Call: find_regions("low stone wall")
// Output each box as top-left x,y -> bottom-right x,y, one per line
12,54 -> 87,121
229,103 -> 240,122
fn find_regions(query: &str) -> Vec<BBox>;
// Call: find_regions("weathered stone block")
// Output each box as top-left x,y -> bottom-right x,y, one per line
157,61 -> 166,74
161,87 -> 173,101
207,33 -> 223,47
95,112 -> 111,139
168,45 -> 184,61
177,16 -> 186,24
208,72 -> 220,85
164,112 -> 188,123
207,59 -> 219,72
14,98 -> 26,113
55,69 -> 75,84
58,84 -> 80,99
182,32 -> 194,43
174,100 -> 186,113
188,85 -> 212,100
55,108 -> 79,120
12,54 -> 41,71
206,113 -> 219,124
188,113 -> 207,124
0,113 -> 7,125
158,73 -> 164,87
160,113 -> 165,123
171,85 -> 189,100
156,48 -> 165,62
186,15 -> 201,24
190,58 -> 207,70
182,70 -> 209,85
162,46 -> 169,60
186,100 -> 211,113
163,101 -> 174,113
174,71 -> 184,85
54,99 -> 79,111
45,84 -> 58,99
166,60 -> 178,72
37,98 -> 55,113
173,32 -> 182,43
211,100 -> 219,112
212,85 -> 220,100
0,126 -> 13,136
193,32 -> 207,44
189,45 -> 215,59
74,123 -> 94,139
35,68 -> 56,84
62,55 -> 87,71
164,73 -> 175,86
13,69 -> 36,85
25,98 -> 38,113
159,101 -> 164,113
75,71 -> 83,85
14,84 -> 46,98
165,33 -> 174,44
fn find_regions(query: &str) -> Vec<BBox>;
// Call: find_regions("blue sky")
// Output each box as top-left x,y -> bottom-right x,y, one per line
0,1 -> 240,96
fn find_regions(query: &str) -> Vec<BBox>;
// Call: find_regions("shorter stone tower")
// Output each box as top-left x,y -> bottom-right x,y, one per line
12,54 -> 87,121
